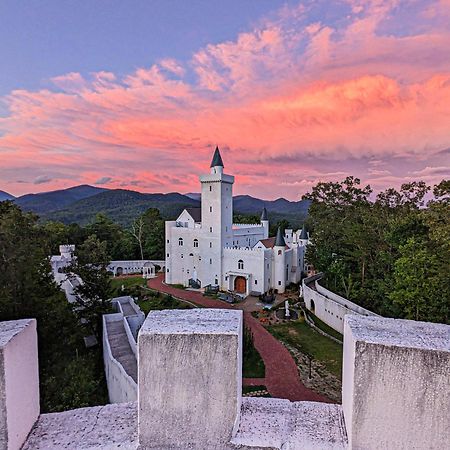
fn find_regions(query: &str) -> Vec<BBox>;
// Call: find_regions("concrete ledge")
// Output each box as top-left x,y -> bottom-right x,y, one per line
0,319 -> 39,450
138,309 -> 243,450
232,398 -> 347,450
343,315 -> 450,449
22,402 -> 137,450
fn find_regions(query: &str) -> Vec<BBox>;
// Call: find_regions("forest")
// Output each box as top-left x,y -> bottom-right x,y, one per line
304,178 -> 449,324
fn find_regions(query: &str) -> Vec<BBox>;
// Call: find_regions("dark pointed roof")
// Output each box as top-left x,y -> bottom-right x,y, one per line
275,227 -> 286,247
260,207 -> 268,221
185,207 -> 201,222
299,225 -> 308,240
210,146 -> 224,168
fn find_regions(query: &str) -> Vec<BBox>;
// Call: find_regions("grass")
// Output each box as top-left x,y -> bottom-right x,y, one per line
267,318 -> 343,379
110,276 -> 146,297
136,294 -> 192,315
305,311 -> 343,341
243,349 -> 265,378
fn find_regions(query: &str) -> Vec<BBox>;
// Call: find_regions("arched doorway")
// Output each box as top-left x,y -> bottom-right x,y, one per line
234,276 -> 246,294
310,299 -> 315,314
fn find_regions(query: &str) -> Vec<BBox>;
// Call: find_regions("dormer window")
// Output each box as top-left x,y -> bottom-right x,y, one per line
238,260 -> 244,270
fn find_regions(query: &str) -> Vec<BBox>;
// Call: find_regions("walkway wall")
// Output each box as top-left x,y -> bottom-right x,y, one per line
102,314 -> 137,403
302,273 -> 378,334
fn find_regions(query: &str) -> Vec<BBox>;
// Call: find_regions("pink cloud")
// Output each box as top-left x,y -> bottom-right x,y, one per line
1,0 -> 449,199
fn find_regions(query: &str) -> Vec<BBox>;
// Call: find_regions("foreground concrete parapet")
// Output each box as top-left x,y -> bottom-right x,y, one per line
138,309 -> 243,450
22,402 -> 137,450
232,398 -> 347,450
0,319 -> 39,450
342,315 -> 450,450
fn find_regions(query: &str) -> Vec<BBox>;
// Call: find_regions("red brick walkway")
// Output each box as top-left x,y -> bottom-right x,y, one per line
147,275 -> 330,403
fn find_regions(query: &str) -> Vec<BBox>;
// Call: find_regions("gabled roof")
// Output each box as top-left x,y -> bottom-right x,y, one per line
210,146 -> 224,168
258,236 -> 289,250
260,207 -> 268,221
185,207 -> 201,222
275,227 -> 286,247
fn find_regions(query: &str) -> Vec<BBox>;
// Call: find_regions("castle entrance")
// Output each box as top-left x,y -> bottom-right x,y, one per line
234,276 -> 246,294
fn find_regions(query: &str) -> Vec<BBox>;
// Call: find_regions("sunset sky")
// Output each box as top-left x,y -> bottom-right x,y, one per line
1,0 -> 449,199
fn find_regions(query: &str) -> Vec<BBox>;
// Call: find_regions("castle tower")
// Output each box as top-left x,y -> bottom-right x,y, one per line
199,146 -> 234,286
273,227 -> 287,293
260,207 -> 269,239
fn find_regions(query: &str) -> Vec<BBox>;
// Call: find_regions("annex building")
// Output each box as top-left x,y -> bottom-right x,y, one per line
165,147 -> 309,295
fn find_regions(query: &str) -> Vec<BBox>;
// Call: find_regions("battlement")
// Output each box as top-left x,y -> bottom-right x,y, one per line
223,246 -> 265,253
5,310 -> 449,449
232,223 -> 263,229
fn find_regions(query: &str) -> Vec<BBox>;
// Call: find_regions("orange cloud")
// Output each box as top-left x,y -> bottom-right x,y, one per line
1,0 -> 449,199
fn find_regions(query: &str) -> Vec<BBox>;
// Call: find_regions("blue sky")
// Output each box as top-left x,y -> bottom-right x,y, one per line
0,0 -> 302,96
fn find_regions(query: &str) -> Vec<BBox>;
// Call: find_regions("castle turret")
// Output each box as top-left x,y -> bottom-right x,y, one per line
260,207 -> 269,239
273,227 -> 287,293
200,146 -> 234,286
299,225 -> 309,245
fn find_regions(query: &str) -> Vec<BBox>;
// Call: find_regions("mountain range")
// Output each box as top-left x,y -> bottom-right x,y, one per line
2,185 -> 309,228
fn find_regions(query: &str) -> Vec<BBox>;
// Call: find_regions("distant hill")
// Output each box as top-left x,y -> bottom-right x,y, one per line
0,190 -> 15,201
43,189 -> 200,226
185,193 -> 201,201
13,184 -> 309,228
14,185 -> 108,214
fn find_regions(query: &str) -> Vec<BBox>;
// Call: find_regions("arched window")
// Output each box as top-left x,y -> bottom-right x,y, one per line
278,250 -> 282,255
178,238 -> 183,246
193,239 -> 199,248
238,260 -> 244,270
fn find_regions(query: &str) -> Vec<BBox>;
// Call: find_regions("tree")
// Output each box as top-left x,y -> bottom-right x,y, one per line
66,235 -> 113,341
131,216 -> 145,260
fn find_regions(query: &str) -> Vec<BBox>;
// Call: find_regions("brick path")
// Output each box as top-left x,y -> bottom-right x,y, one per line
147,275 -> 330,403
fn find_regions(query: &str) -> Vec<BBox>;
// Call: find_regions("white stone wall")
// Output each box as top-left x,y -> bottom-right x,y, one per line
102,315 -> 137,404
0,319 -> 39,450
342,315 -> 450,449
138,309 -> 243,449
303,274 -> 377,334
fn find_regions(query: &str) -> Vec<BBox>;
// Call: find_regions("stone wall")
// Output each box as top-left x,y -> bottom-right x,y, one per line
302,273 -> 377,334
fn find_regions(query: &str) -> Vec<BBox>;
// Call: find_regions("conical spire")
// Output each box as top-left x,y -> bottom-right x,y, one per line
260,207 -> 268,221
210,146 -> 224,168
299,224 -> 308,240
275,227 -> 286,247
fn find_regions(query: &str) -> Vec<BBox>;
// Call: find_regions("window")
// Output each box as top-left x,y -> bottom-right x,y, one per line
167,268 -> 169,273
181,254 -> 183,259
210,206 -> 212,212
210,258 -> 212,264
278,281 -> 281,286
193,239 -> 199,248
210,242 -> 212,248
189,253 -> 193,257
167,239 -> 169,244
238,260 -> 244,270
278,250 -> 282,255
254,280 -> 258,285
179,238 -> 183,246
215,278 -> 218,285
167,253 -> 169,258
210,227 -> 213,233
209,186 -> 212,192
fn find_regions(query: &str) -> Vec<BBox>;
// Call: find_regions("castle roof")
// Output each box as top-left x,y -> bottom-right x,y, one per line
299,225 -> 308,240
185,207 -> 201,222
275,227 -> 286,247
210,146 -> 224,168
259,236 -> 288,249
260,207 -> 268,221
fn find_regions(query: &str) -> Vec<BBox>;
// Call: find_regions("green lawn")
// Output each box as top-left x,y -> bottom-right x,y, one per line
110,276 -> 146,297
306,311 -> 343,341
136,295 -> 192,315
267,319 -> 343,379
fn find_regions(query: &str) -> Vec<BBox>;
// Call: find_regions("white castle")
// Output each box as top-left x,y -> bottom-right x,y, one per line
165,147 -> 309,295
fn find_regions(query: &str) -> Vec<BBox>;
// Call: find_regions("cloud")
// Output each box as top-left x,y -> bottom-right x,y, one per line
33,175 -> 53,185
94,176 -> 113,185
1,0 -> 450,198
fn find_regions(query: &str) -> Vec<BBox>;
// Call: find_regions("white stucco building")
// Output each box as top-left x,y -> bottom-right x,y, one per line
165,147 -> 309,295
